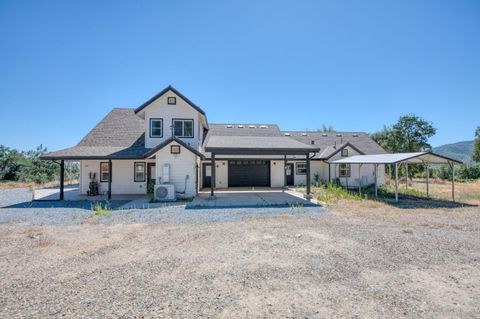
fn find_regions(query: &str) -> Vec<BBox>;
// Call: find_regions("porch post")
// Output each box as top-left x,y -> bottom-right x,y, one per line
211,153 -> 216,197
306,153 -> 311,198
395,162 -> 399,201
108,159 -> 112,200
328,163 -> 331,183
284,155 -> 287,188
374,164 -> 378,198
60,160 -> 65,200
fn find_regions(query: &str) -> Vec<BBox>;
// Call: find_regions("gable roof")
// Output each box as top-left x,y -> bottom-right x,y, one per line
283,131 -> 386,159
144,137 -> 205,159
41,108 -> 148,159
134,85 -> 206,116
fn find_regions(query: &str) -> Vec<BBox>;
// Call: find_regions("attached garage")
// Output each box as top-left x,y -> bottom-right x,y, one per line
228,160 -> 270,187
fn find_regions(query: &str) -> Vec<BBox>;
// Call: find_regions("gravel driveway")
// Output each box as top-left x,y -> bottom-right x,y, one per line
0,188 -> 479,317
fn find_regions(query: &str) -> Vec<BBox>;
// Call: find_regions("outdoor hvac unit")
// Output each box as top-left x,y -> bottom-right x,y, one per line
154,184 -> 175,200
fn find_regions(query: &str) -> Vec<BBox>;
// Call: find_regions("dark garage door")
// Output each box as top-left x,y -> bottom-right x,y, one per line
228,160 -> 270,187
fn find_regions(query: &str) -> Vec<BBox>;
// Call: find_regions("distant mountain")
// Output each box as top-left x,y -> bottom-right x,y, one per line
433,140 -> 474,163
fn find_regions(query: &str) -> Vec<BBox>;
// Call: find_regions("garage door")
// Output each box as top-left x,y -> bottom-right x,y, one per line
228,160 -> 270,187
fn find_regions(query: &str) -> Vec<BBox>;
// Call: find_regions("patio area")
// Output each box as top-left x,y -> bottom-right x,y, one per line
190,188 -> 319,208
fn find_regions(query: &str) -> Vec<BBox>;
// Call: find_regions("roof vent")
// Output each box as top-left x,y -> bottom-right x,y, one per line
322,133 -> 328,137
336,133 -> 342,137
238,125 -> 244,128
226,125 -> 233,128
301,133 -> 307,136
249,125 -> 256,128
284,132 -> 291,136
352,133 -> 358,137
260,125 -> 268,129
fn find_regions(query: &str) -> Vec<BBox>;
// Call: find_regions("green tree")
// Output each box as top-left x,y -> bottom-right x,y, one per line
473,126 -> 480,162
371,115 -> 436,153
317,125 -> 335,132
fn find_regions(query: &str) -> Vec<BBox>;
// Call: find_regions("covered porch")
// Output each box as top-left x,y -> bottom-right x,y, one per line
204,135 -> 320,199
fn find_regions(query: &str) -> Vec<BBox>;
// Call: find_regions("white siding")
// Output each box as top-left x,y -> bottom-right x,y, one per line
154,141 -> 198,198
270,160 -> 284,187
327,146 -> 385,187
143,91 -> 204,149
80,159 -> 154,195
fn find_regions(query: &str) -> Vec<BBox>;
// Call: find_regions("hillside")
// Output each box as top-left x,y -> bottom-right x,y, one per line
433,140 -> 474,163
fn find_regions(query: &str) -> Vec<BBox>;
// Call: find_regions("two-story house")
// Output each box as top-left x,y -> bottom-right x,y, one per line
42,85 -> 387,199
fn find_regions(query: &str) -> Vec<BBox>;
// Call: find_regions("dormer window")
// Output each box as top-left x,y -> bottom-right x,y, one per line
150,118 -> 163,138
167,97 -> 176,105
173,119 -> 194,138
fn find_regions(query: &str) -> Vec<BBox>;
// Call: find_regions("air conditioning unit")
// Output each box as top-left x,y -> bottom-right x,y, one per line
154,184 -> 175,200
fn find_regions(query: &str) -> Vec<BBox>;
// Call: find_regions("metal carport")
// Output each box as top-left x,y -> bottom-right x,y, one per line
331,152 -> 462,201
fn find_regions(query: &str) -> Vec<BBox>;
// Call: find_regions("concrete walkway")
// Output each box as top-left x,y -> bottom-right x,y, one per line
188,189 -> 319,209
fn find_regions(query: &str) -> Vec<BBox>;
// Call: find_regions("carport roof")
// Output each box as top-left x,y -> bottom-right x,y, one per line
331,152 -> 463,165
205,136 -> 320,155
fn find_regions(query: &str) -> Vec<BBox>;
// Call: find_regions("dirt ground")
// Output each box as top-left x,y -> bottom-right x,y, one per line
1,200 -> 479,318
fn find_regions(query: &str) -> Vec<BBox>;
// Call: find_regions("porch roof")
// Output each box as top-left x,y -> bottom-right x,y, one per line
204,135 -> 320,155
331,152 -> 462,165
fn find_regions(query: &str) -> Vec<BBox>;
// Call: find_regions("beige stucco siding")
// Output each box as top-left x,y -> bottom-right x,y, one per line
80,159 -> 155,195
144,91 -> 203,149
270,160 -> 284,187
153,141 -> 198,198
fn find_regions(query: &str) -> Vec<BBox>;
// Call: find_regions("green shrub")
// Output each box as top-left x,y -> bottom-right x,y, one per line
434,163 -> 480,181
91,201 -> 113,216
313,181 -> 362,204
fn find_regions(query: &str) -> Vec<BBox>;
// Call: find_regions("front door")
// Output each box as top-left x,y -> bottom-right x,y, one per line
147,163 -> 156,185
286,163 -> 294,186
203,163 -> 212,188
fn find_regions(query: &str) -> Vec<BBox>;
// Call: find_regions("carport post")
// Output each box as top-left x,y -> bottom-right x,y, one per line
60,160 -> 64,200
284,155 -> 287,188
306,153 -> 312,199
358,164 -> 362,196
211,153 -> 216,197
108,160 -> 112,200
425,163 -> 429,198
451,162 -> 455,202
395,162 -> 399,201
374,164 -> 378,198
405,162 -> 408,191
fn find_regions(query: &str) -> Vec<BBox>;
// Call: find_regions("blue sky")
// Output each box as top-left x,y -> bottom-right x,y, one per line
1,0 -> 479,151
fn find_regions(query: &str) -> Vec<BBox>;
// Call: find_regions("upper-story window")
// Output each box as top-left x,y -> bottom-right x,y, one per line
173,119 -> 194,138
150,118 -> 163,138
341,149 -> 348,157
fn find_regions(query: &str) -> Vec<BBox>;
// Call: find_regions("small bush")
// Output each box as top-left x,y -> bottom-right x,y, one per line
313,181 -> 362,204
91,201 -> 113,216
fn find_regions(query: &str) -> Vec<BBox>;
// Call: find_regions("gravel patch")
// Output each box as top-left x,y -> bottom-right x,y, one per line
1,188 -> 479,317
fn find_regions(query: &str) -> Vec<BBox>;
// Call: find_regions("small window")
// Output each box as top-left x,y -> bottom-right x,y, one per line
339,164 -> 350,177
100,162 -> 110,182
170,145 -> 180,154
167,97 -> 176,105
341,149 -> 348,157
150,119 -> 163,138
296,162 -> 307,175
134,162 -> 146,182
173,119 -> 194,138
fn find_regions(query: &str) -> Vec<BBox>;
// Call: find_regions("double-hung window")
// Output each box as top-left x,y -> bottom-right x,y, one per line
339,164 -> 351,177
173,119 -> 194,138
150,119 -> 163,138
100,162 -> 110,182
134,162 -> 146,182
296,162 -> 307,175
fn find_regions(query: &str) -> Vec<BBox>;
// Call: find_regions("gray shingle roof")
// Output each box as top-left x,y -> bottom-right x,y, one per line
42,108 -> 385,160
42,108 -> 148,159
283,131 -> 386,159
